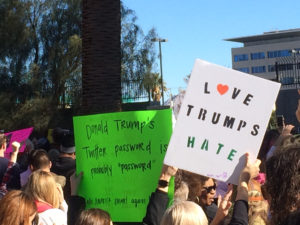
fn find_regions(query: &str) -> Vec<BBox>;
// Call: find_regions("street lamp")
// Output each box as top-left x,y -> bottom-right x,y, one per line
151,38 -> 168,105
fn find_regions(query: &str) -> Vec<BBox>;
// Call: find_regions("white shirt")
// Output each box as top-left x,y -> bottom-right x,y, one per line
38,201 -> 68,225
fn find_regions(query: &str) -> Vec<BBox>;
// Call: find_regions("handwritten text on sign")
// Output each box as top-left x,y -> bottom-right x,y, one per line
164,59 -> 280,184
73,109 -> 172,222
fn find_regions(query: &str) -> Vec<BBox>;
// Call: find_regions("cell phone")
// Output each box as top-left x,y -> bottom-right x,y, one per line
276,115 -> 284,127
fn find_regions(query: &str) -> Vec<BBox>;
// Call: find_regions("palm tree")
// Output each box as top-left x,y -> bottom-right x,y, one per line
82,0 -> 122,114
142,72 -> 167,102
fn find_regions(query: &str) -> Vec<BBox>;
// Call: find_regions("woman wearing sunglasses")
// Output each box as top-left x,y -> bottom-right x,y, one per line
180,171 -> 219,223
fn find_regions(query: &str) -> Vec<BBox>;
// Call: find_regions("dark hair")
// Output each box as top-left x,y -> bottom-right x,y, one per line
266,145 -> 300,224
29,149 -> 51,170
36,137 -> 50,151
52,128 -> 70,145
75,208 -> 111,225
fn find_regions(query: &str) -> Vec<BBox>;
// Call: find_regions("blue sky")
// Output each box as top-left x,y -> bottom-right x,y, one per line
123,0 -> 300,99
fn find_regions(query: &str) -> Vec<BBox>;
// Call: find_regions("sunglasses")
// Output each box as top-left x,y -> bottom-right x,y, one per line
202,183 -> 216,193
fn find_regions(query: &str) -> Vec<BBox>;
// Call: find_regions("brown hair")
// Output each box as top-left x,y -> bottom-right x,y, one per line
75,208 -> 111,225
0,190 -> 37,225
266,143 -> 300,225
177,170 -> 211,204
25,170 -> 60,208
0,133 -> 7,147
30,149 -> 51,170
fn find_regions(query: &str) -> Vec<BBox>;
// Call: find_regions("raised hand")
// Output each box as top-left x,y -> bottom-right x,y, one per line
10,141 -> 20,163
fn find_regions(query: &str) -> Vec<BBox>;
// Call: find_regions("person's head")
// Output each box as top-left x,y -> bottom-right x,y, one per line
36,137 -> 50,151
75,208 -> 112,225
52,127 -> 69,145
60,132 -> 76,159
0,133 -> 7,153
180,170 -> 216,207
0,190 -> 38,225
160,201 -> 208,225
265,140 -> 300,224
25,170 -> 60,208
29,149 -> 52,172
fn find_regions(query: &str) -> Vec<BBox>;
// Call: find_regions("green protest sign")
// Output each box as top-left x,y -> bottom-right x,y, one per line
73,109 -> 173,222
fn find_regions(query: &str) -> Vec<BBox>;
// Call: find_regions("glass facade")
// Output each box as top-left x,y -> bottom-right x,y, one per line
268,50 -> 291,58
234,54 -> 248,62
251,52 -> 265,60
278,63 -> 293,71
251,66 -> 266,74
235,67 -> 250,73
268,65 -> 275,72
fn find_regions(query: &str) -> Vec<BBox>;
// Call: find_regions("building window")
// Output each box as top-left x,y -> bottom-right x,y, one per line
251,66 -> 266,74
278,63 -> 293,71
234,54 -> 248,62
267,50 -> 291,58
235,67 -> 249,73
251,52 -> 265,60
268,65 -> 275,72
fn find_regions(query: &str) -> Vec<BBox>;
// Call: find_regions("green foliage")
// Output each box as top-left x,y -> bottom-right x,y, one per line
0,0 -> 158,131
0,0 -> 82,131
121,3 -> 160,101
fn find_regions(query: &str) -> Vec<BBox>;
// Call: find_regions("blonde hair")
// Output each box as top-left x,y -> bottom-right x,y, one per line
248,200 -> 268,225
174,181 -> 189,203
0,190 -> 37,225
25,170 -> 60,208
160,201 -> 208,225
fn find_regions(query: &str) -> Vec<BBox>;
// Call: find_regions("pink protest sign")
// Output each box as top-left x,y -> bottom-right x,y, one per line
4,127 -> 33,156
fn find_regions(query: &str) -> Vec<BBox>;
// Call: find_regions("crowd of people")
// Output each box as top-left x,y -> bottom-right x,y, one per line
0,108 -> 300,225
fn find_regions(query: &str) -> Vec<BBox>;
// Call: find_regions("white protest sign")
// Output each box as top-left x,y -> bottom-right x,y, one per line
164,59 -> 281,184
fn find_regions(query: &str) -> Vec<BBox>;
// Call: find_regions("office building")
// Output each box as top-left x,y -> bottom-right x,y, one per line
225,28 -> 300,82
226,29 -> 300,131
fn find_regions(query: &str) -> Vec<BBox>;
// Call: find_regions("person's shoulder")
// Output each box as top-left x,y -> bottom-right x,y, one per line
39,208 -> 67,224
0,157 -> 9,170
0,157 -> 8,163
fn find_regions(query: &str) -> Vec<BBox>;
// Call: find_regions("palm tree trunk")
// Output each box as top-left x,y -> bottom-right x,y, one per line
82,0 -> 121,114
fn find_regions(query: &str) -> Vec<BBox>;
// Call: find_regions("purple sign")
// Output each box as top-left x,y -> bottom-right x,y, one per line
4,127 -> 33,157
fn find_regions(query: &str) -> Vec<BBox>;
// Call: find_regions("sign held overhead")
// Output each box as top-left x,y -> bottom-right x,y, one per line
164,59 -> 281,184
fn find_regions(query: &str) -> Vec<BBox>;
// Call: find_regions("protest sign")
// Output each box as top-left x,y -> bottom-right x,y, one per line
73,109 -> 173,222
4,127 -> 33,157
164,59 -> 281,184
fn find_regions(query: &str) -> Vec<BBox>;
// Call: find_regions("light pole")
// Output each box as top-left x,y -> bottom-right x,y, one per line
151,38 -> 167,105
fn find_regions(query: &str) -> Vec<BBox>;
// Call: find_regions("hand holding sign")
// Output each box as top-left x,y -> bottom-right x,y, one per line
73,109 -> 173,222
236,153 -> 261,202
239,153 -> 261,184
4,127 -> 33,158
